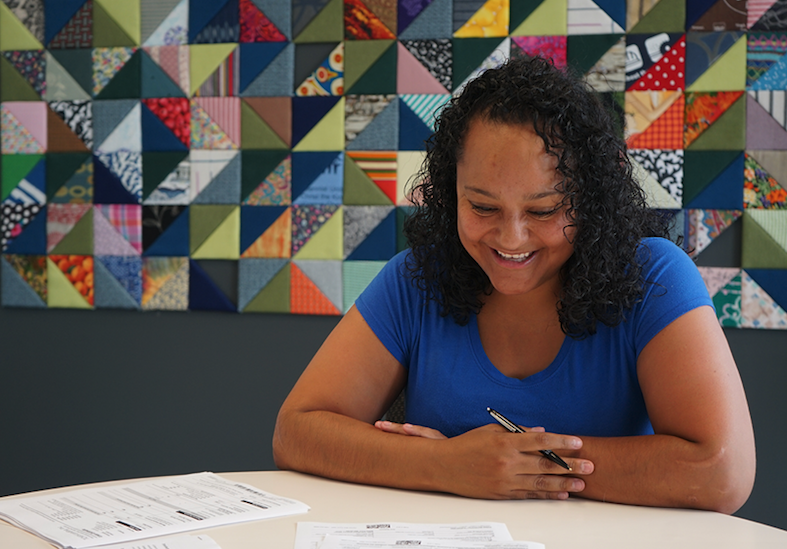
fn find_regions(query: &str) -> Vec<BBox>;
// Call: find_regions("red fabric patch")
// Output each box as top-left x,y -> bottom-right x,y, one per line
239,0 -> 286,42
142,98 -> 191,147
630,35 -> 686,91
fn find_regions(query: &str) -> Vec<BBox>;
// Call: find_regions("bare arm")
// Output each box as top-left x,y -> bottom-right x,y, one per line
272,306 -> 592,499
559,306 -> 756,513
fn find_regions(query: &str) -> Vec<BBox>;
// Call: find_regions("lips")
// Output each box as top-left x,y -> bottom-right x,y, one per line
495,249 -> 533,262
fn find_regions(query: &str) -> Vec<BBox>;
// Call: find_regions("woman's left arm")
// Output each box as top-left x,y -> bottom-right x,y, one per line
571,305 -> 756,513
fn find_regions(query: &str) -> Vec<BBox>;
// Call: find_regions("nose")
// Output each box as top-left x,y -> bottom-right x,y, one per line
497,213 -> 529,250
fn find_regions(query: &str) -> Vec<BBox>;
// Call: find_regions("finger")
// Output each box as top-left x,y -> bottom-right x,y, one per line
518,473 -> 586,495
510,431 -> 583,453
374,420 -> 408,434
401,423 -> 447,439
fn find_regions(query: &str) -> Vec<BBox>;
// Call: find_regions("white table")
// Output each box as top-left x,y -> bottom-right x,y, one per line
1,471 -> 785,548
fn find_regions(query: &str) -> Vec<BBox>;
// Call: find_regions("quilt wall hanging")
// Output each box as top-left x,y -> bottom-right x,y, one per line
1,0 -> 786,329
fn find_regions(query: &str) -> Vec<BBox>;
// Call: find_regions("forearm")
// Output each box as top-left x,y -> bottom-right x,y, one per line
273,408 -> 443,492
567,433 -> 755,514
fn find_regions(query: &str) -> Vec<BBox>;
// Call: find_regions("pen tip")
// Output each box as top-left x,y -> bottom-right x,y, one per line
486,407 -> 491,412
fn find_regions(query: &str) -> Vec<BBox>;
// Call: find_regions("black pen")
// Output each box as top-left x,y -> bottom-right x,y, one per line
487,407 -> 572,471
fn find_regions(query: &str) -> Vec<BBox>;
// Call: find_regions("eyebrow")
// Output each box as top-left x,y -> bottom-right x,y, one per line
463,185 -> 561,201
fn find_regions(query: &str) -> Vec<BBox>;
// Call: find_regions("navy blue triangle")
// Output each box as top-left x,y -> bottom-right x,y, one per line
45,0 -> 86,44
746,269 -> 787,312
189,0 -> 229,42
291,96 -> 340,147
141,102 -> 188,152
240,205 -> 288,253
143,207 -> 191,256
192,0 -> 239,43
594,0 -> 626,29
1,257 -> 46,308
291,152 -> 342,202
188,259 -> 236,311
4,206 -> 47,254
398,99 -> 433,151
239,42 -> 289,93
93,156 -> 139,204
347,210 -> 397,261
685,153 -> 744,210
140,49 -> 186,98
686,0 -> 718,28
26,158 -> 47,194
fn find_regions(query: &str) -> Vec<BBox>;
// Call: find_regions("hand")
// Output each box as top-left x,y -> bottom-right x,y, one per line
375,421 -> 593,500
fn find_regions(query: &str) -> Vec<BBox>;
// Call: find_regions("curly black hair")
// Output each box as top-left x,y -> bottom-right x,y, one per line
403,55 -> 675,338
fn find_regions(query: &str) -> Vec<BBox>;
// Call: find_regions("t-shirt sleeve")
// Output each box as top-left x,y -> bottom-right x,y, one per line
354,250 -> 420,368
632,238 -> 715,356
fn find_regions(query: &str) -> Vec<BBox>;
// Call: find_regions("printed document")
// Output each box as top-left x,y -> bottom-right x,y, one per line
318,537 -> 545,549
0,472 -> 309,549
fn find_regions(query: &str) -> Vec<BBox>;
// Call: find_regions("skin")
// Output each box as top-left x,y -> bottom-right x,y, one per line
273,117 -> 756,513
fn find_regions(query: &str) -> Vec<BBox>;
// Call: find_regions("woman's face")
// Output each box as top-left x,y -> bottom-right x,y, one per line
456,118 -> 576,299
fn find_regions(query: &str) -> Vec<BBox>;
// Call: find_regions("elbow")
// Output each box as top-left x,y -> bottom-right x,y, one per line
690,443 -> 756,515
271,411 -> 296,471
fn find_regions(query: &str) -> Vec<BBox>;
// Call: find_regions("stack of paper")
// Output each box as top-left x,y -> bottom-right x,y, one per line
0,472 -> 309,549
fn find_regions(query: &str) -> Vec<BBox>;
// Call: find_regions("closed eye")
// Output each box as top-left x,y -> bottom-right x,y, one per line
470,203 -> 497,214
529,207 -> 561,218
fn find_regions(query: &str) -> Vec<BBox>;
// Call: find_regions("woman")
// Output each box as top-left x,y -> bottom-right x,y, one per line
273,57 -> 755,513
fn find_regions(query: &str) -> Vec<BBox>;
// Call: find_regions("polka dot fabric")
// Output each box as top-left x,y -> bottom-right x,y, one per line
632,36 -> 686,91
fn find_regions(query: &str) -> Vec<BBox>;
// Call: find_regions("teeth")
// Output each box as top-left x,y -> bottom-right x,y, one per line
496,250 -> 532,261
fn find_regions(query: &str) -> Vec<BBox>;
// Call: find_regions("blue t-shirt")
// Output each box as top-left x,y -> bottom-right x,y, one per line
355,238 -> 713,438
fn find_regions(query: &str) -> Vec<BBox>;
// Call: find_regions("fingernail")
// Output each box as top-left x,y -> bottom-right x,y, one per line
580,461 -> 593,474
571,438 -> 582,448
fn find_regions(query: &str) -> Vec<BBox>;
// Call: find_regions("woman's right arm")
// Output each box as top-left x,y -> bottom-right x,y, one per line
272,306 -> 589,497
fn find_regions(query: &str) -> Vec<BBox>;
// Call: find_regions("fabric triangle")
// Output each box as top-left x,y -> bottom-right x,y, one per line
191,0 -> 239,43
345,0 -> 396,40
93,156 -> 139,204
626,94 -> 684,149
242,97 -> 291,146
142,150 -> 189,200
343,154 -> 394,205
294,0 -> 343,43
686,0 -> 721,28
142,257 -> 188,309
95,49 -> 142,100
239,0 -> 286,42
47,0 -> 93,48
705,268 -> 741,326
241,150 -> 291,202
140,101 -> 188,152
452,37 -> 505,90
685,209 -> 741,258
686,35 -> 746,92
238,257 -> 288,309
44,52 -> 90,101
0,2 -> 44,50
95,0 -> 141,44
741,270 -> 787,329
241,207 -> 291,258
342,259 -> 386,312
188,0 -> 226,42
345,40 -> 398,94
141,0 -> 185,45
239,42 -> 288,92
746,94 -> 787,150
398,99 -> 434,150
96,102 -> 141,153
292,152 -> 344,204
242,259 -> 290,312
46,106 -> 88,153
742,210 -> 787,268
631,157 -> 681,208
44,152 -> 88,200
93,255 -> 140,309
0,256 -> 46,307
292,97 -> 345,151
346,96 -> 399,151
139,49 -> 186,98
293,259 -> 342,312
240,205 -> 289,255
346,151 -> 396,203
683,151 -> 743,209
188,259 -> 236,311
192,154 -> 241,204
291,205 -> 337,253
4,206 -> 47,254
629,0 -> 686,33
399,94 -> 450,131
293,206 -> 343,259
3,101 -> 47,151
743,152 -> 787,209
751,1 -> 787,30
93,0 -> 137,47
566,34 -> 622,76
2,50 -> 45,97
239,42 -> 294,96
290,262 -> 341,315
749,150 -> 787,186
399,0 -> 452,38
746,269 -> 787,313
344,206 -> 396,259
454,0 -> 509,37
48,49 -> 93,97
50,207 -> 93,254
189,43 -> 237,95
47,256 -> 92,308
142,206 -> 190,256
93,206 -> 139,256
2,154 -> 44,200
252,0 -> 291,40
567,0 -> 624,35
190,101 -> 237,150
189,204 -> 236,254
686,94 -> 746,150
397,41 -> 449,94
193,97 -> 240,146
511,0 -> 567,36
748,0 -> 778,28
0,56 -> 41,101
240,101 -> 288,149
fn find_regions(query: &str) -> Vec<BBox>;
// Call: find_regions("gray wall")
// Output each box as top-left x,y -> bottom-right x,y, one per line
1,224 -> 785,530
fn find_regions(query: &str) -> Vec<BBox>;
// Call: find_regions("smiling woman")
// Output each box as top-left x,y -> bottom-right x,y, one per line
272,57 -> 755,514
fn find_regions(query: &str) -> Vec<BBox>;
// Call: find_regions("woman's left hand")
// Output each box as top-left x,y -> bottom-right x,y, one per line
374,420 -> 447,439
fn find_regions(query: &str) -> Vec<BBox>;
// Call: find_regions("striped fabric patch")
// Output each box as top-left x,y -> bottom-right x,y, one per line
400,94 -> 451,130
